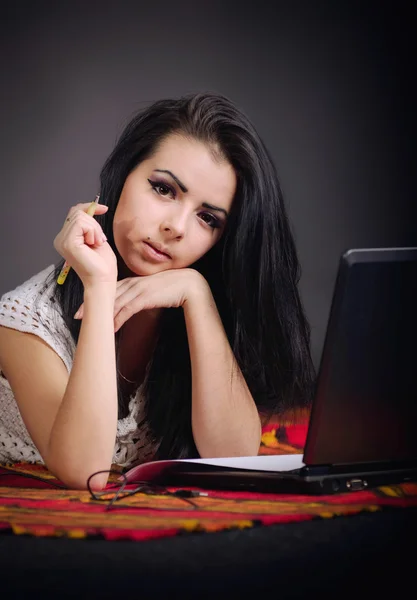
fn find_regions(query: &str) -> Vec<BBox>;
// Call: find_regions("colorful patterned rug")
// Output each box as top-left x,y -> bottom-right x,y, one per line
1,420 -> 416,541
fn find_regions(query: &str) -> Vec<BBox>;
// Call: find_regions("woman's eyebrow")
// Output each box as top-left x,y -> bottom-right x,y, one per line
154,169 -> 188,193
154,169 -> 228,218
202,202 -> 228,218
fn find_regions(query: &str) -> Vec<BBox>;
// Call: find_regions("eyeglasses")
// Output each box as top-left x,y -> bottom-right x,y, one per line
87,470 -> 207,511
0,467 -> 207,511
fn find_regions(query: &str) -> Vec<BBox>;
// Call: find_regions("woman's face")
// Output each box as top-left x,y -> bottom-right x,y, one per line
113,134 -> 236,276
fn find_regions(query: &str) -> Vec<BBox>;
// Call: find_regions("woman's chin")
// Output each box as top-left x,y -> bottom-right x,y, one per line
122,257 -> 170,278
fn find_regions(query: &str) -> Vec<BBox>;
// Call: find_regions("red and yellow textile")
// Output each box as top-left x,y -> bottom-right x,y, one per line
1,421 -> 416,542
259,418 -> 309,454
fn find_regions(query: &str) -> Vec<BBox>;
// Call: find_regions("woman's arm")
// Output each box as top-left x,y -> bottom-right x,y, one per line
183,280 -> 262,458
0,201 -> 120,490
47,281 -> 117,489
75,268 -> 262,459
0,282 -> 116,491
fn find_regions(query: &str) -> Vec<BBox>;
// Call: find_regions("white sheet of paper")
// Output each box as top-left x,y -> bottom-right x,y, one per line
177,454 -> 305,472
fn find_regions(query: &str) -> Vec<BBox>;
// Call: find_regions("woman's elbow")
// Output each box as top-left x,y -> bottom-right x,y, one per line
46,458 -> 110,490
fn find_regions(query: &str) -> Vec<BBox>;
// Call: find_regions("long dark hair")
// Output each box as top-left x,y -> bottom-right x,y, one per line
51,91 -> 316,459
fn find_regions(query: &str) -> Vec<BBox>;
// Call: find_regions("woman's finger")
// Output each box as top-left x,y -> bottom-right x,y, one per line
65,203 -> 108,221
84,225 -> 96,246
74,278 -> 140,321
113,281 -> 140,317
114,277 -> 133,298
74,277 -> 134,320
64,210 -> 106,245
74,304 -> 84,319
114,298 -> 144,332
113,278 -> 139,312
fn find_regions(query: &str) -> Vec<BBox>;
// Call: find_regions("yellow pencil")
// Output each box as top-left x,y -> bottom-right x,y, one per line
57,195 -> 100,285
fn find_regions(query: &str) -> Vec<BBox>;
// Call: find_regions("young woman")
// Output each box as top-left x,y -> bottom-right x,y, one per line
0,92 -> 315,489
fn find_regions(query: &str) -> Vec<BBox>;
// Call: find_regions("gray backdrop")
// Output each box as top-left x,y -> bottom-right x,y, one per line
1,1 -> 415,368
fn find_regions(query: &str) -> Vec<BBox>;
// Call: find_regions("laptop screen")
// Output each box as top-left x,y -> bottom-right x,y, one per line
304,248 -> 417,466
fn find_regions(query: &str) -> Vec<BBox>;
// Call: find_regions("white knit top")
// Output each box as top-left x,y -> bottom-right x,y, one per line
0,265 -> 157,468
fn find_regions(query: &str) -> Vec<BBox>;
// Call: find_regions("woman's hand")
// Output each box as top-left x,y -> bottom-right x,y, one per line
53,203 -> 117,286
74,268 -> 210,331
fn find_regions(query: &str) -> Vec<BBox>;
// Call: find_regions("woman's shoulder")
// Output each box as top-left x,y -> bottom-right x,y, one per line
1,265 -> 56,303
0,264 -> 75,371
0,265 -> 60,330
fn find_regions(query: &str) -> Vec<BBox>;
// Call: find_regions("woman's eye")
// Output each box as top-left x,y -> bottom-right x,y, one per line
199,212 -> 221,229
148,179 -> 175,199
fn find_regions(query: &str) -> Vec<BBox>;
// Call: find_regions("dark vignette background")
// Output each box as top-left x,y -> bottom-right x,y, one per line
0,0 -> 416,368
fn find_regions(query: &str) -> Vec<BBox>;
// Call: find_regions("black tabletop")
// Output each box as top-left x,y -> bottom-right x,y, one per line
1,507 -> 415,599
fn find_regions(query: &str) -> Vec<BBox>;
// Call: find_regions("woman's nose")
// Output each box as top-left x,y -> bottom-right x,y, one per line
160,212 -> 187,240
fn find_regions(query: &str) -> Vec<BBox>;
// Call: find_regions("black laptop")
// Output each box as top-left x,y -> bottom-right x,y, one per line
125,247 -> 417,494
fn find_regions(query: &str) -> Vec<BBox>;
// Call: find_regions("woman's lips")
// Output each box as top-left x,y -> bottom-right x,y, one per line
142,241 -> 172,263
